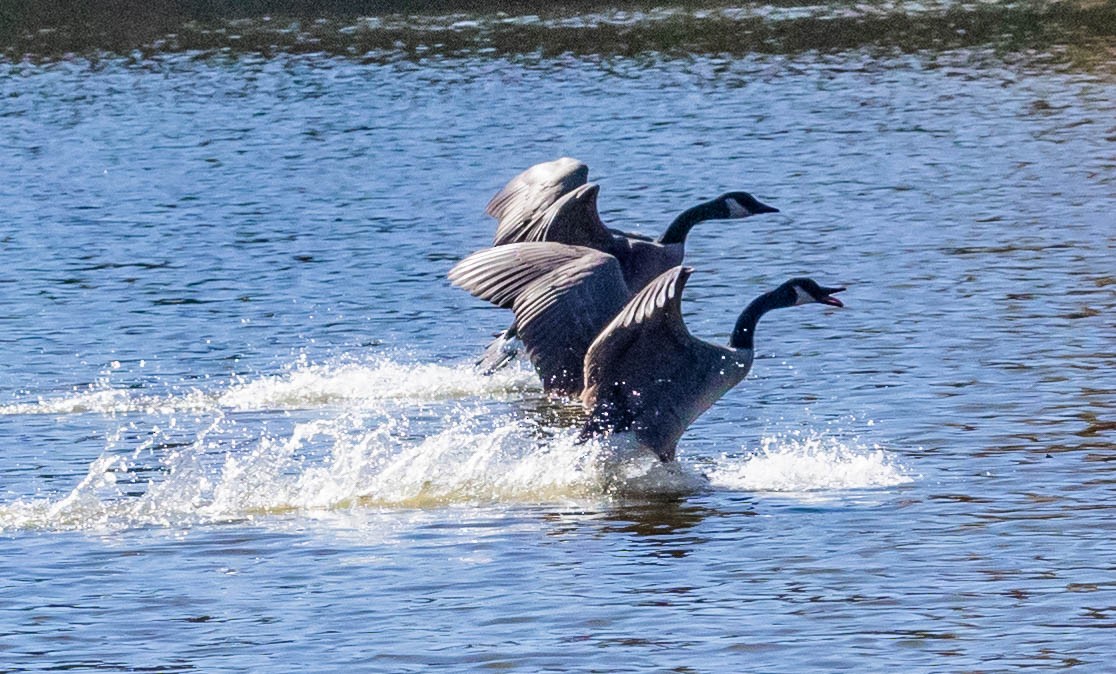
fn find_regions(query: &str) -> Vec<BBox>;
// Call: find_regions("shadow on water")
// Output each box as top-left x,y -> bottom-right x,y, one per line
601,499 -> 731,538
543,499 -> 734,558
2,0 -> 1115,68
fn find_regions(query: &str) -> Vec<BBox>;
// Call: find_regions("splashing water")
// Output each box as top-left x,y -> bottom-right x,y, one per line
0,357 -> 912,532
706,431 -> 914,493
0,411 -> 698,532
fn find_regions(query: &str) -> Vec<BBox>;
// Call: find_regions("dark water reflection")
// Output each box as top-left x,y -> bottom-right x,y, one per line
3,0 -> 1116,69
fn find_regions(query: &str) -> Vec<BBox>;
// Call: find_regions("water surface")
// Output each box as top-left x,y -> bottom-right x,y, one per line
2,2 -> 1115,672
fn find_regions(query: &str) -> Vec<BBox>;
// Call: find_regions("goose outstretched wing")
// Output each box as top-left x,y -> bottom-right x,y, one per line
511,251 -> 632,395
486,158 -> 590,246
581,266 -> 751,460
448,242 -> 601,309
508,184 -> 615,252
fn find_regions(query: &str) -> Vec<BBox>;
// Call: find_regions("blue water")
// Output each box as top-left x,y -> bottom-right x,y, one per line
2,12 -> 1115,672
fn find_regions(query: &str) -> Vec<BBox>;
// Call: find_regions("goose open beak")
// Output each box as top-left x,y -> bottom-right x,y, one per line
819,286 -> 845,307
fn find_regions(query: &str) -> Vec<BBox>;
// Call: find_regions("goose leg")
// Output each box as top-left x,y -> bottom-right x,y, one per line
475,325 -> 522,374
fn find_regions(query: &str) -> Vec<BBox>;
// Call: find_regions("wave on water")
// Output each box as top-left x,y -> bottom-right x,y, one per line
0,357 -> 912,532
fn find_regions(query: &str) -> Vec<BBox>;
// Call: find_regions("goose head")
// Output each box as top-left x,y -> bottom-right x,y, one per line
717,191 -> 780,218
731,277 -> 845,350
786,277 -> 845,307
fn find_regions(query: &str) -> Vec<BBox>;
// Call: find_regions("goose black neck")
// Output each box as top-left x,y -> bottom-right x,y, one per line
730,285 -> 796,350
657,200 -> 720,245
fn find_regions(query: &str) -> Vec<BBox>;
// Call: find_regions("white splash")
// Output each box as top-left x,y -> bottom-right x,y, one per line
706,431 -> 913,493
0,356 -> 911,532
0,406 -> 700,532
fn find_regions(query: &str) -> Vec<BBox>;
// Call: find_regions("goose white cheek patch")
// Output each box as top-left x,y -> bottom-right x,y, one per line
794,285 -> 814,305
725,198 -> 750,218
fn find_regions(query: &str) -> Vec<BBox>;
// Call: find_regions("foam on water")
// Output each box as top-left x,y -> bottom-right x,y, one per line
0,357 -> 912,532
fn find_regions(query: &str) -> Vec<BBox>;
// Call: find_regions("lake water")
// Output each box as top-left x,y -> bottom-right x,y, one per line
2,2 -> 1115,672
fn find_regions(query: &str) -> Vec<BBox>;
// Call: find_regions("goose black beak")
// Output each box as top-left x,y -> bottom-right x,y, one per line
818,286 -> 845,307
754,201 -> 780,215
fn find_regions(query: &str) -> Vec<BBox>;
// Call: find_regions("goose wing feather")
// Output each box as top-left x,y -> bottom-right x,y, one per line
513,185 -> 615,251
582,266 -> 694,410
582,267 -> 748,459
487,158 -> 590,246
448,242 -> 601,309
511,251 -> 632,395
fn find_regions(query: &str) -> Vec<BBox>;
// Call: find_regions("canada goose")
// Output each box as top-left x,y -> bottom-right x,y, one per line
486,158 -> 779,286
579,267 -> 844,462
471,158 -> 779,371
